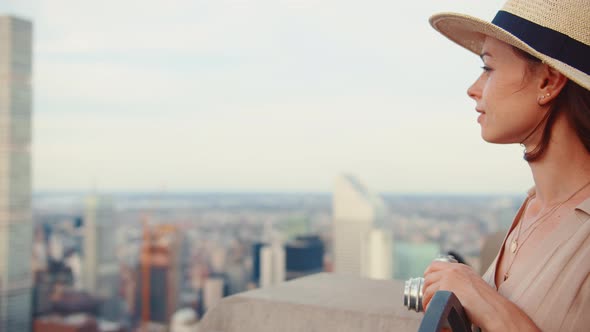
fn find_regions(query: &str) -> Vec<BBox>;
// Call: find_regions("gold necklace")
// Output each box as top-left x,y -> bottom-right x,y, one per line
503,179 -> 590,281
508,199 -> 561,254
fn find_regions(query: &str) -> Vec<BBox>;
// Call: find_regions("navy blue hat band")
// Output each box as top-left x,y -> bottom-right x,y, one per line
492,10 -> 590,75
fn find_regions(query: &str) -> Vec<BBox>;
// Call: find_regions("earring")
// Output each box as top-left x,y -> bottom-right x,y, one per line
538,93 -> 551,106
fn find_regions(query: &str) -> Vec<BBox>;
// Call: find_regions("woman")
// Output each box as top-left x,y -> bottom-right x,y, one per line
422,0 -> 590,331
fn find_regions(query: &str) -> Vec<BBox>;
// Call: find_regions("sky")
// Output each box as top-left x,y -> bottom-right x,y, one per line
0,0 -> 533,194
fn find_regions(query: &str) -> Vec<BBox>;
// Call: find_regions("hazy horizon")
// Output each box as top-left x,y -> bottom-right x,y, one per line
33,188 -> 527,196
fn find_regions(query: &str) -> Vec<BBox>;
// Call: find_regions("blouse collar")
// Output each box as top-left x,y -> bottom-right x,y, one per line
526,186 -> 590,221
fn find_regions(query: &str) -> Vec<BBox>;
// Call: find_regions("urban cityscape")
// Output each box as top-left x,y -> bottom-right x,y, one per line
1,11 -> 524,332
29,180 -> 522,332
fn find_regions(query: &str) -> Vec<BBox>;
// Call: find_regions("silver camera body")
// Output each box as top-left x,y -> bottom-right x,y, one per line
403,255 -> 458,312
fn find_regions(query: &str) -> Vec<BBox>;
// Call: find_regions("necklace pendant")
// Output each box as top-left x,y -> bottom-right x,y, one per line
510,239 -> 518,253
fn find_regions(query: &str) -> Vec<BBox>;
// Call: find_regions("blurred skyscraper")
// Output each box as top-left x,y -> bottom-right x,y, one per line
332,175 -> 392,279
362,229 -> 392,280
0,15 -> 33,331
203,277 -> 224,312
251,242 -> 265,285
136,224 -> 183,326
259,241 -> 285,288
258,222 -> 285,288
285,235 -> 324,280
83,196 -> 119,300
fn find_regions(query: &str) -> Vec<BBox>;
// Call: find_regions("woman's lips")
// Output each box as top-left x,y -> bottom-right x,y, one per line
476,109 -> 485,123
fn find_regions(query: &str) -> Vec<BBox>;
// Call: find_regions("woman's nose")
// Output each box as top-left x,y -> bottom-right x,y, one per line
467,75 -> 483,101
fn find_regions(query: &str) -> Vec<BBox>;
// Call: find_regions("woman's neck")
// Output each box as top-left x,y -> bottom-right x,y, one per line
527,114 -> 590,206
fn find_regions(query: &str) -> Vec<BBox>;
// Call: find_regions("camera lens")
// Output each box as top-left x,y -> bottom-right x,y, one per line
404,277 -> 424,312
403,254 -> 458,312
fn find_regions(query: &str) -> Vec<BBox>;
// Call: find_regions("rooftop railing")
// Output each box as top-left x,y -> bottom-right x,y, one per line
200,273 -> 423,332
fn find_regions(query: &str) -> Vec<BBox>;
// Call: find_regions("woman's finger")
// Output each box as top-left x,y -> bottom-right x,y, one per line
422,281 -> 439,311
424,261 -> 454,275
422,270 -> 446,311
423,270 -> 443,291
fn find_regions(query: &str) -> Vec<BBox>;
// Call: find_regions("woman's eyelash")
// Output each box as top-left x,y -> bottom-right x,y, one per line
481,66 -> 492,72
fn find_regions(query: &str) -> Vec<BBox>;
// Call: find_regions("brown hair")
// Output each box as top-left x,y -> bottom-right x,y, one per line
513,47 -> 590,162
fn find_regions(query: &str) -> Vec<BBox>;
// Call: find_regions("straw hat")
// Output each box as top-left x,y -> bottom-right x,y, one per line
429,0 -> 590,91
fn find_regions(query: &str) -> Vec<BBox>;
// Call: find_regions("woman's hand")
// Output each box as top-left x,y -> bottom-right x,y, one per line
422,261 -> 540,331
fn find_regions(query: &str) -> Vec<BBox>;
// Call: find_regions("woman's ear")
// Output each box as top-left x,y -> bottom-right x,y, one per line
537,65 -> 568,106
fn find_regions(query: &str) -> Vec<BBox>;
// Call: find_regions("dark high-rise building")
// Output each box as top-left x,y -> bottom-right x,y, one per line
285,235 -> 324,280
251,242 -> 266,284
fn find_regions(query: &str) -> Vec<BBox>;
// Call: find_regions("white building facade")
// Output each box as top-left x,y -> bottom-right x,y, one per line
361,229 -> 393,280
332,175 -> 392,279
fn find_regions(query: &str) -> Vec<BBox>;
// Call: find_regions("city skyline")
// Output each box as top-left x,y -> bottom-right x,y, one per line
31,184 -> 518,330
0,0 -> 535,194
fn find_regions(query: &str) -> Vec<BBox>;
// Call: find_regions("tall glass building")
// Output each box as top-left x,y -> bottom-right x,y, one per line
0,15 -> 33,332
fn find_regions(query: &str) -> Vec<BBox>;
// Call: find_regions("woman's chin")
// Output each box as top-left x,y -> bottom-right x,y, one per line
481,131 -> 516,144
480,130 -> 494,143
480,131 -> 502,144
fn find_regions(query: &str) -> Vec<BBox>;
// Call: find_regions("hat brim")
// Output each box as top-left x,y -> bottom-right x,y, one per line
429,12 -> 590,91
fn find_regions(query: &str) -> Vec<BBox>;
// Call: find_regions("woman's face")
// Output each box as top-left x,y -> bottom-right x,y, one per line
467,37 -> 545,144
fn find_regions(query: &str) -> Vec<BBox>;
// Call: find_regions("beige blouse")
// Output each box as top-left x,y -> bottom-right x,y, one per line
482,190 -> 590,331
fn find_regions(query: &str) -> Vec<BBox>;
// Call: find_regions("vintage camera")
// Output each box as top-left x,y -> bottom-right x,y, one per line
403,254 -> 458,312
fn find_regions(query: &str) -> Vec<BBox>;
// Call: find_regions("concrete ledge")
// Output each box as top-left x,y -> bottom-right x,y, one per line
199,273 -> 422,332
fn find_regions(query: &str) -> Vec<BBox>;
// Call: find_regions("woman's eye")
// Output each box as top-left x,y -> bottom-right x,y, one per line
481,66 -> 492,72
